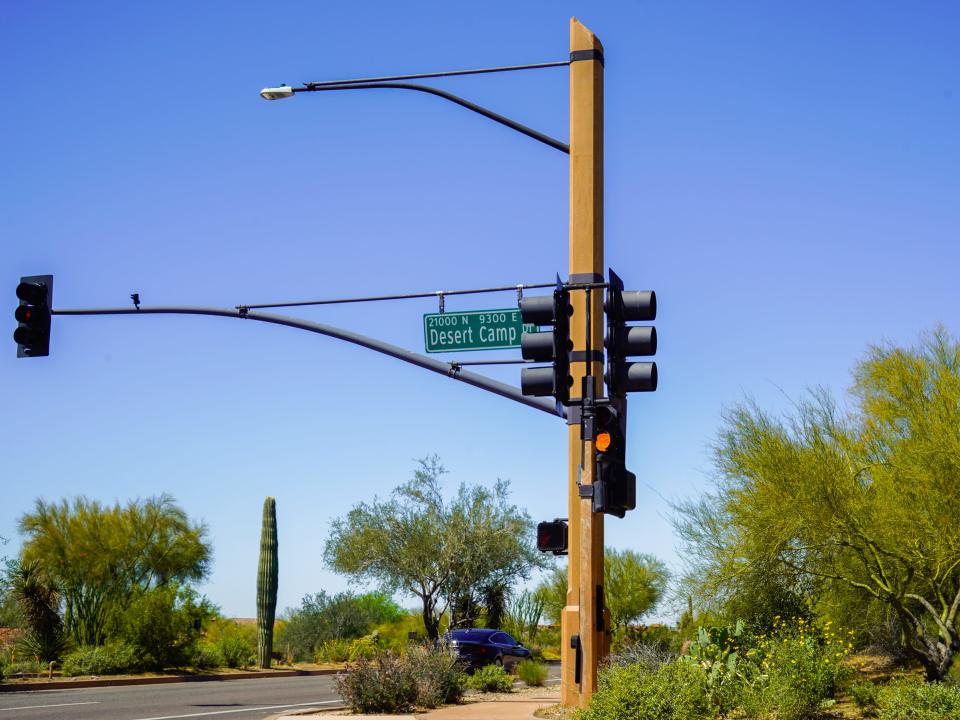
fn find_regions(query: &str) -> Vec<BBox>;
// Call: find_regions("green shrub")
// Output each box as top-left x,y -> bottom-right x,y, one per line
215,634 -> 254,668
744,624 -> 851,720
877,678 -> 960,720
191,643 -> 224,669
201,618 -> 255,669
516,659 -> 548,687
373,611 -> 428,653
61,643 -> 141,676
577,659 -> 711,720
278,591 -> 403,661
405,645 -> 465,707
8,659 -> 42,675
348,632 -> 381,661
315,638 -> 352,663
111,586 -> 210,670
466,663 -> 514,693
535,625 -> 561,660
673,617 -> 851,720
851,680 -> 880,710
335,652 -> 419,713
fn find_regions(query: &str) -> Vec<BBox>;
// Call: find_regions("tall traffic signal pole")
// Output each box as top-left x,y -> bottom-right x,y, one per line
563,18 -> 606,706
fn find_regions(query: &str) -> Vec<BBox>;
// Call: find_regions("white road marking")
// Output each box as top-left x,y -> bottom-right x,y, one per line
0,701 -> 101,712
130,699 -> 341,720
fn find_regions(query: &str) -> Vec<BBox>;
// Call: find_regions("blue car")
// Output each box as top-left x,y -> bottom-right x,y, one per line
441,628 -> 532,670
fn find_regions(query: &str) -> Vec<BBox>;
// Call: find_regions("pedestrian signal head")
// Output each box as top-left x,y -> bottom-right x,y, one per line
536,520 -> 568,555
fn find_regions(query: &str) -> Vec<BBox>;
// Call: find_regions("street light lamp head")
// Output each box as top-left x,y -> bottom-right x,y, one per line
260,86 -> 295,101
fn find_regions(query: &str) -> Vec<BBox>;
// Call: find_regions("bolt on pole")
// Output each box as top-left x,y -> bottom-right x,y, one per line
561,17 -> 607,708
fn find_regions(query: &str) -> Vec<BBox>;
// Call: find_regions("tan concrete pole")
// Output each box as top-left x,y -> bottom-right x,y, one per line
561,17 -> 606,708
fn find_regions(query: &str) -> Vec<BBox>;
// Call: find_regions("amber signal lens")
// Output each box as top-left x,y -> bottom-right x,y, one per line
596,431 -> 612,452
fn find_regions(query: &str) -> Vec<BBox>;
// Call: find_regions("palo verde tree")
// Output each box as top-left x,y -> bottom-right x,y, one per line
324,456 -> 543,640
18,494 -> 211,647
674,328 -> 960,680
257,497 -> 279,668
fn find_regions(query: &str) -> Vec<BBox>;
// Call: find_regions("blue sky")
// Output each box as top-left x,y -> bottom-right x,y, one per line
2,1 -> 957,621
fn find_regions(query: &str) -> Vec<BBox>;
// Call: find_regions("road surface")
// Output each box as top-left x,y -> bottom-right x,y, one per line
0,675 -> 342,720
0,663 -> 561,720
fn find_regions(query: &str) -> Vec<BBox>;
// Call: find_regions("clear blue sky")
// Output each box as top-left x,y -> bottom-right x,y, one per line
2,1 -> 957,621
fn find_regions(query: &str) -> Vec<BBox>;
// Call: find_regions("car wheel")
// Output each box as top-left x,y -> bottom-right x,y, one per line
494,656 -> 503,668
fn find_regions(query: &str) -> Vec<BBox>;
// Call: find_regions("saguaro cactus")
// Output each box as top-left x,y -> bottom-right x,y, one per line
257,496 -> 279,668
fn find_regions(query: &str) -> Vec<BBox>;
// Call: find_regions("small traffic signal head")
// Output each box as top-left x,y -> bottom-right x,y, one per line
14,275 -> 53,358
536,520 -> 568,555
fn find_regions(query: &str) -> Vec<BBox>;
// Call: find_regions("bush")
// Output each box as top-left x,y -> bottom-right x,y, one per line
850,680 -> 880,710
611,641 -> 674,669
577,659 -> 711,720
203,619 -> 255,669
335,647 -> 465,712
406,645 -> 465,707
743,621 -> 851,720
191,643 -> 224,669
315,638 -> 352,663
216,634 -> 255,669
535,625 -> 561,660
61,643 -> 141,676
278,591 -> 403,661
111,586 -> 211,670
336,652 -> 419,713
7,659 -> 42,675
348,632 -> 381,661
373,611 -> 428,653
466,664 -> 514,693
516,659 -> 548,686
877,678 -> 960,720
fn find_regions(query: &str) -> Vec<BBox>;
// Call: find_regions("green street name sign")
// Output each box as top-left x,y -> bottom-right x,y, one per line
423,308 -> 536,353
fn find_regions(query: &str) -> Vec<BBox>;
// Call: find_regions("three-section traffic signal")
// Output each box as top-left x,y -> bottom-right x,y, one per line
604,269 -> 657,398
519,285 -> 572,405
14,275 -> 53,358
590,403 -> 636,518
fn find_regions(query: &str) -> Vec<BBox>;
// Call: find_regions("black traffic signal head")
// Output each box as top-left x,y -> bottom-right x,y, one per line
536,519 -> 568,555
519,285 -> 572,405
604,269 -> 657,397
591,403 -> 637,518
14,275 -> 53,358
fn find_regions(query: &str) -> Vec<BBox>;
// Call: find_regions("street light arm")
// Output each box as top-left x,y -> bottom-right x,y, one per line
294,82 -> 569,154
51,305 -> 565,418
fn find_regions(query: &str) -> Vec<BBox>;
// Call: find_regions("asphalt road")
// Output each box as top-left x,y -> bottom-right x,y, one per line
0,663 -> 562,720
0,675 -> 342,720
